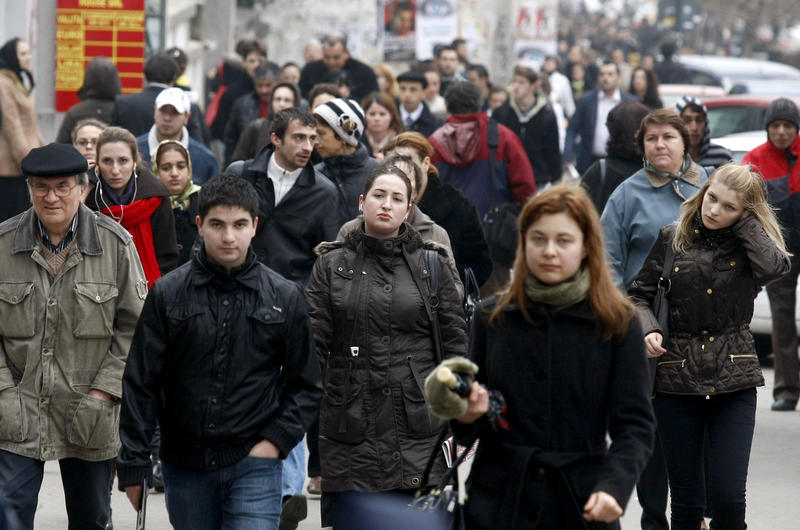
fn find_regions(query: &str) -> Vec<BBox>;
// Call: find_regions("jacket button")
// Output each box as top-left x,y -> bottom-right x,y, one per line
730,261 -> 736,267
96,295 -> 101,302
381,336 -> 390,345
674,266 -> 679,272
706,288 -> 713,295
710,386 -> 716,392
382,387 -> 391,396
383,284 -> 392,293
709,336 -> 715,342
10,296 -> 16,303
702,330 -> 708,335
392,451 -> 400,460
694,229 -> 700,234
48,298 -> 56,306
223,299 -> 230,306
337,266 -> 343,272
410,476 -> 420,486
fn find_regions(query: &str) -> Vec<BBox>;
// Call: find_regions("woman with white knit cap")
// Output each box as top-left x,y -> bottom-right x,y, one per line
313,98 -> 378,228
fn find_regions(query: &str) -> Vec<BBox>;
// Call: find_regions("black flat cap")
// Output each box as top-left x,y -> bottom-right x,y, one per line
21,143 -> 89,178
397,70 -> 428,89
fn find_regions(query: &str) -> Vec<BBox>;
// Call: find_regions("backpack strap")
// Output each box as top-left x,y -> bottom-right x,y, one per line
487,119 -> 499,206
425,249 -> 444,364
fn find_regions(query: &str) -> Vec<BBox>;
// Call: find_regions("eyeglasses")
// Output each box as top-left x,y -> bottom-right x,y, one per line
30,181 -> 81,197
75,139 -> 97,148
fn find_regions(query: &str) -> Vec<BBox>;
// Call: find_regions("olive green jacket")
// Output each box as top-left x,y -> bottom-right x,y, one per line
0,205 -> 147,461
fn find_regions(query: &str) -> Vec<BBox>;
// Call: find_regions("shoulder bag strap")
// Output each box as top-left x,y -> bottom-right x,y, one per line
487,119 -> 499,206
426,249 -> 445,364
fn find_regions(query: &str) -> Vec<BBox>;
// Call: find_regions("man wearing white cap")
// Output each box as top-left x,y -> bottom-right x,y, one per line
136,87 -> 219,185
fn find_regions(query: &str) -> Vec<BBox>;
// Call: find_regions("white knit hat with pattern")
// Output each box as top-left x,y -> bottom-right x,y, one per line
313,98 -> 365,147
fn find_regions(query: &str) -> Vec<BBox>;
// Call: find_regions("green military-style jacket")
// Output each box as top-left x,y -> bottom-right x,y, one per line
0,204 -> 146,461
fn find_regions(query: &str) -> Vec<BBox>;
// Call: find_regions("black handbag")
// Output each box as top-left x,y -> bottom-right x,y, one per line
482,119 -> 521,269
649,234 -> 676,392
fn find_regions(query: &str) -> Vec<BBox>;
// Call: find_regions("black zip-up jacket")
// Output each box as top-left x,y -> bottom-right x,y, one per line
117,248 -> 322,488
227,144 -> 340,286
315,143 -> 378,229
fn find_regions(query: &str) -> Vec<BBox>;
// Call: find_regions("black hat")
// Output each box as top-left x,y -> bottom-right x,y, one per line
397,70 -> 428,89
764,98 -> 800,130
21,143 -> 89,178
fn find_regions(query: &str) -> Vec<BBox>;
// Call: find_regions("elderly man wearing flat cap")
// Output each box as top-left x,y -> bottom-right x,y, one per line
0,143 -> 147,529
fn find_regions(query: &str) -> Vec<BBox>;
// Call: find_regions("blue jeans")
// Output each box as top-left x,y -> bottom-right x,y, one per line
162,456 -> 282,530
655,388 -> 756,530
282,440 -> 306,497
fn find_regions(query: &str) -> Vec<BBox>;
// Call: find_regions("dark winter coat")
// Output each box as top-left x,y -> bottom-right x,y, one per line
629,219 -> 789,396
305,225 -> 468,492
223,92 -> 262,165
172,192 -> 199,266
117,248 -> 322,488
210,76 -> 254,140
417,174 -> 493,286
581,156 -> 643,213
299,58 -> 379,103
315,144 -> 378,229
491,94 -> 562,188
227,145 -> 340,285
55,57 -> 120,144
84,167 -> 179,276
454,298 -> 655,529
401,101 -> 444,138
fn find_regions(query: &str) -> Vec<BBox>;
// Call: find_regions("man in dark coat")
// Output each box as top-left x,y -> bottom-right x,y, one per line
111,53 -> 209,145
396,70 -> 443,138
298,33 -> 378,103
117,173 -> 322,528
564,62 -> 637,174
210,39 -> 267,141
492,65 -> 561,189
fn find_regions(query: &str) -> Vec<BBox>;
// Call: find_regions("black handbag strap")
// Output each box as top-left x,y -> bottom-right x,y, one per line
425,249 -> 445,364
659,232 -> 677,292
487,119 -> 499,206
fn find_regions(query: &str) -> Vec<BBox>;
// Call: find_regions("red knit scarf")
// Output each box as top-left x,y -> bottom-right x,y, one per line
101,196 -> 163,288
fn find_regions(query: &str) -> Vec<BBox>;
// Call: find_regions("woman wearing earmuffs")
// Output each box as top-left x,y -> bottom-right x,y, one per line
313,98 -> 378,228
85,126 -> 179,287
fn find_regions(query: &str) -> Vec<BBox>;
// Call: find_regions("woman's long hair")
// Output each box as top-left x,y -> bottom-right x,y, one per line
630,66 -> 662,110
489,183 -> 635,340
673,164 -> 789,256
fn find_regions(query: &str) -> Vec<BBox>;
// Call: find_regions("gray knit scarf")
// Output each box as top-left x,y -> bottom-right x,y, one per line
524,266 -> 590,312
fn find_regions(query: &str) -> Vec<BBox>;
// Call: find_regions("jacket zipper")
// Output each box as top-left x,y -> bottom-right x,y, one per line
729,354 -> 758,363
657,359 -> 686,367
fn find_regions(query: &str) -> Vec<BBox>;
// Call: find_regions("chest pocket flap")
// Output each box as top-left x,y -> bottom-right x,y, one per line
73,282 -> 118,338
0,282 -> 36,338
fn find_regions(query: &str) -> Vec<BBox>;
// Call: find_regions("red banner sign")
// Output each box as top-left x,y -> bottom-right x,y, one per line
55,0 -> 146,112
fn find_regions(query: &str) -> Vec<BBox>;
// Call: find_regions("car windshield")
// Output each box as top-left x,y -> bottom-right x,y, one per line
707,106 -> 765,137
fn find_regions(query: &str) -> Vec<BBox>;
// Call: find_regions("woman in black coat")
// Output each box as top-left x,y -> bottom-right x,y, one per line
628,164 -> 789,530
55,56 -> 121,144
305,165 -> 468,527
454,184 -> 655,529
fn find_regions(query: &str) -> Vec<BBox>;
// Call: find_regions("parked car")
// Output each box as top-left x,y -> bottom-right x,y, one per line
704,95 -> 800,138
658,84 -> 726,110
676,54 -> 800,93
711,130 -> 766,162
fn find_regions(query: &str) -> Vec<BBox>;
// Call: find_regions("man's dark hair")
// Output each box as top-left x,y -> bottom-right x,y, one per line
321,69 -> 351,88
270,108 -> 316,140
165,47 -> 188,70
600,60 -> 620,75
445,82 -> 481,115
254,61 -> 281,81
467,63 -> 489,81
512,65 -> 537,84
435,45 -> 457,58
281,61 -> 300,72
236,39 -> 267,60
323,32 -> 348,50
199,173 -> 259,221
660,41 -> 677,60
606,101 -> 651,160
143,53 -> 178,84
452,38 -> 466,48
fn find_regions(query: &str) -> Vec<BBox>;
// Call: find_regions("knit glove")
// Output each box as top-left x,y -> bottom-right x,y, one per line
424,356 -> 479,420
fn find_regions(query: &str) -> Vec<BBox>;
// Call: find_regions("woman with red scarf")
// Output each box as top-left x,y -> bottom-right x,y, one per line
86,126 -> 178,287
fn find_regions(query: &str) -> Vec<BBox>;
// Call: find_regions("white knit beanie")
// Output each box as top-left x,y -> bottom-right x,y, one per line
313,98 -> 365,147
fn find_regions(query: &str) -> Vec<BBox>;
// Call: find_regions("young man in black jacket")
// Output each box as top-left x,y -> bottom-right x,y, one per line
117,174 -> 322,529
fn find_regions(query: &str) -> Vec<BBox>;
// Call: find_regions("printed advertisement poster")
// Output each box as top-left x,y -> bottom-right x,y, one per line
514,2 -> 557,68
55,0 -> 145,112
416,0 -> 459,60
383,0 -> 417,61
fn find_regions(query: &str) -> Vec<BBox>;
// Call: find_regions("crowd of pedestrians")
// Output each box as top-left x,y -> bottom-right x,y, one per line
0,24 -> 799,530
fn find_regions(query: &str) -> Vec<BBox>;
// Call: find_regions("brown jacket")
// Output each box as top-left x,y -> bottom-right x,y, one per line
629,218 -> 789,396
0,70 -> 44,176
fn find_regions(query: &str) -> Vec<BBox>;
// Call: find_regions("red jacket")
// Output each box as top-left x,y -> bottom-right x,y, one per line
742,135 -> 800,193
429,113 -> 535,216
